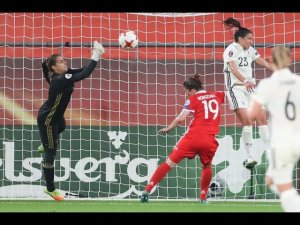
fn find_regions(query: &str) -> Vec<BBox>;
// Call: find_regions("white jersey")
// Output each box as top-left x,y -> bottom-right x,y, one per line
253,68 -> 300,147
223,42 -> 260,90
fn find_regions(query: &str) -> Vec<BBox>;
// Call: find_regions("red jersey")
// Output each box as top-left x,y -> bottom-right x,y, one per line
183,90 -> 225,134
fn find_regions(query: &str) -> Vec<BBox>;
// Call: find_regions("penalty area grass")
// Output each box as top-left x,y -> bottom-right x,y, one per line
0,200 -> 282,212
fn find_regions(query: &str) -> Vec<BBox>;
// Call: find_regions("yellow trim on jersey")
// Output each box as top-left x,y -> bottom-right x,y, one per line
45,93 -> 62,126
47,125 -> 54,149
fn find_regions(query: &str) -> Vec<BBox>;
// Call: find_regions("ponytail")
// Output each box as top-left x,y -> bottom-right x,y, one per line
224,17 -> 252,42
183,74 -> 203,91
41,54 -> 61,84
42,58 -> 50,84
224,17 -> 241,29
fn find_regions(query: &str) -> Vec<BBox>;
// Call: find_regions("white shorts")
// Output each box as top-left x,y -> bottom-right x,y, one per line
267,138 -> 300,185
226,85 -> 253,110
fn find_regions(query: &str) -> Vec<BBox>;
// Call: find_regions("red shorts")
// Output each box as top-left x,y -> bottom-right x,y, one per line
168,133 -> 219,166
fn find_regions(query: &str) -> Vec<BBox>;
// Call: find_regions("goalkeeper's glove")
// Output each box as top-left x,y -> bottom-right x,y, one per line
91,41 -> 105,61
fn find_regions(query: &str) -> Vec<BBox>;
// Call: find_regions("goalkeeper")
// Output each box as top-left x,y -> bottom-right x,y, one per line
37,41 -> 105,201
141,74 -> 225,204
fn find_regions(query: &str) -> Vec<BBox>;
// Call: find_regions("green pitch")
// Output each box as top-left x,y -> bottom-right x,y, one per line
0,200 -> 282,212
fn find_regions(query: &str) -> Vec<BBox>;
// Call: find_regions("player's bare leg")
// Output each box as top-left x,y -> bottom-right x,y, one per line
235,108 -> 257,167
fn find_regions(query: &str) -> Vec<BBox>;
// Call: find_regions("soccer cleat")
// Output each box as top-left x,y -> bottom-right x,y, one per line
140,191 -> 149,203
245,157 -> 257,168
200,199 -> 209,204
44,188 -> 64,201
38,144 -> 45,154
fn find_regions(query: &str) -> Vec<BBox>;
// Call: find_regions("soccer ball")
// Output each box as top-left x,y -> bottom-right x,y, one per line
118,30 -> 138,49
208,175 -> 226,197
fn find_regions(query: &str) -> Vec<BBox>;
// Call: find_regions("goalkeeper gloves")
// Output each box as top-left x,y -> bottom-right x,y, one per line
91,41 -> 105,61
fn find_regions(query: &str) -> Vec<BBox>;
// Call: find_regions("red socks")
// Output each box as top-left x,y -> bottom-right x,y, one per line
200,165 -> 212,200
145,162 -> 172,193
145,161 -> 212,201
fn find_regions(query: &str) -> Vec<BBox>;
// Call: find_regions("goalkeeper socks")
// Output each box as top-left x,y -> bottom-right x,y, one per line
43,166 -> 55,192
200,166 -> 212,200
242,126 -> 253,158
280,188 -> 300,212
258,125 -> 269,148
145,162 -> 172,193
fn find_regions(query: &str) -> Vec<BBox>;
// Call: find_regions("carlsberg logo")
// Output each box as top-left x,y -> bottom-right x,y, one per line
1,131 -> 159,184
0,130 -> 267,198
3,141 -> 159,183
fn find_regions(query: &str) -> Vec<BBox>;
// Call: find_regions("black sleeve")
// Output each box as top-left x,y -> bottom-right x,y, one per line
68,59 -> 97,83
67,67 -> 86,74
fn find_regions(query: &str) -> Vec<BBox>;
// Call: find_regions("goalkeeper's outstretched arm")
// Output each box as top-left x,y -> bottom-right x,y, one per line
68,41 -> 105,83
42,41 -> 105,84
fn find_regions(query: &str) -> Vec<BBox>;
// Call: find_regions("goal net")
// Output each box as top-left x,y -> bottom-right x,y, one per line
0,12 -> 299,200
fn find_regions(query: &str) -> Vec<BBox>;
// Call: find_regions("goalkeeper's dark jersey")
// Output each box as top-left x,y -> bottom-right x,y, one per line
37,59 -> 97,125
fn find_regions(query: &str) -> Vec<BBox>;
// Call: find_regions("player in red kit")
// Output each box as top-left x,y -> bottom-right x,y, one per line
140,74 -> 225,203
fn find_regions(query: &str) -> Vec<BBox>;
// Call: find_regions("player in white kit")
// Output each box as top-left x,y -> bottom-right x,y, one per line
223,18 -> 273,167
249,46 -> 300,212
